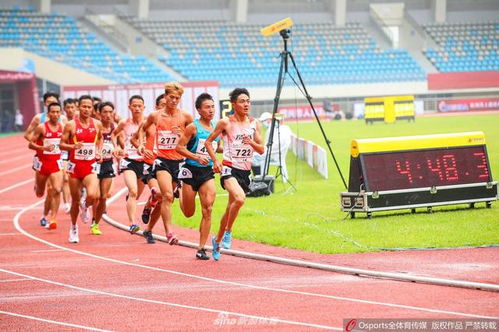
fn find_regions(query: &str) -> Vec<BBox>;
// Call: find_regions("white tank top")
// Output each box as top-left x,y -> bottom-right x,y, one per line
222,117 -> 257,171
124,119 -> 143,161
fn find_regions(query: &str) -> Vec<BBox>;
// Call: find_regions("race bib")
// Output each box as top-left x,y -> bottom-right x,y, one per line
221,166 -> 232,176
56,159 -> 64,171
60,150 -> 69,160
232,144 -> 253,161
91,162 -> 101,174
43,138 -> 61,155
195,139 -> 217,159
66,161 -> 76,174
178,166 -> 193,179
32,156 -> 42,171
125,141 -> 140,160
75,142 -> 95,161
101,141 -> 114,160
157,130 -> 178,150
119,158 -> 130,171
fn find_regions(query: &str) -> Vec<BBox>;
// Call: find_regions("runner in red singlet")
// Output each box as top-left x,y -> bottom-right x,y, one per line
60,95 -> 104,243
28,102 -> 64,230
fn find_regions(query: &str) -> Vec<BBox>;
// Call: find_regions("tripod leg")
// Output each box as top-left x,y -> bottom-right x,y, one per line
263,51 -> 287,178
287,52 -> 348,189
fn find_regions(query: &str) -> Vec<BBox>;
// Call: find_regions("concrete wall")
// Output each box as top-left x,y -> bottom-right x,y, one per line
0,48 -> 115,86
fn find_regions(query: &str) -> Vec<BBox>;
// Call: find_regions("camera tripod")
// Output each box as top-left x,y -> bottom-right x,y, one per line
262,29 -> 348,190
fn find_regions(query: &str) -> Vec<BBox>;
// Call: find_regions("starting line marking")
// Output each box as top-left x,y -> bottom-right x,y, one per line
0,309 -> 111,332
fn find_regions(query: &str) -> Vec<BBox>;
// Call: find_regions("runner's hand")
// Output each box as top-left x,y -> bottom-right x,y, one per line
213,159 -> 222,173
196,155 -> 210,165
143,149 -> 155,160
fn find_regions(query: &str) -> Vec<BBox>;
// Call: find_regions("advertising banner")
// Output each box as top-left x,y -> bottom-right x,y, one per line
437,98 -> 499,113
62,81 -> 219,119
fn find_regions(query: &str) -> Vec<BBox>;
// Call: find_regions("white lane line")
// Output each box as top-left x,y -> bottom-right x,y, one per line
0,164 -> 31,177
0,278 -> 30,283
0,155 -> 31,165
0,233 -> 21,236
0,309 -> 112,332
0,178 -> 34,195
0,267 -> 338,331
14,200 -> 498,320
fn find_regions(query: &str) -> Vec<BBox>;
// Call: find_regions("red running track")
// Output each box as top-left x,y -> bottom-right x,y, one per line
0,134 -> 498,331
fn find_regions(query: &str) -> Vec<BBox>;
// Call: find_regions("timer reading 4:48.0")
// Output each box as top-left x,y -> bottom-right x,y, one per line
362,146 -> 491,191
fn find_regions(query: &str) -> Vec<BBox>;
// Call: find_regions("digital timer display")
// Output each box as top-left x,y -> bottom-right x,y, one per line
362,146 -> 491,191
341,132 -> 497,218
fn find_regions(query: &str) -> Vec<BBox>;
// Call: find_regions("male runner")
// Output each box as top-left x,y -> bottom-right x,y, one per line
138,82 -> 193,244
25,92 -> 67,227
205,88 -> 264,260
91,101 -> 117,236
176,93 -> 221,260
61,98 -> 78,213
60,95 -> 104,243
112,95 -> 146,234
28,102 -> 64,229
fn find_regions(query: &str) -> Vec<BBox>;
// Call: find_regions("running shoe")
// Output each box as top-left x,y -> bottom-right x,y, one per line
166,232 -> 178,245
40,216 -> 48,227
143,230 -> 155,244
68,224 -> 79,243
141,206 -> 152,224
63,202 -> 71,213
48,221 -> 57,230
91,223 -> 102,235
129,224 -> 140,234
222,231 -> 232,249
211,236 -> 221,261
196,249 -> 210,260
79,200 -> 90,223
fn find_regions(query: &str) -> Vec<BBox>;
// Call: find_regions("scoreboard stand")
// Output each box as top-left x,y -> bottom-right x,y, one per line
340,132 -> 498,218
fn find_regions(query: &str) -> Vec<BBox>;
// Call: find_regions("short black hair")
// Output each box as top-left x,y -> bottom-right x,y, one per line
78,95 -> 93,104
92,96 -> 102,103
43,92 -> 60,103
195,93 -> 214,110
63,98 -> 76,106
155,94 -> 165,107
47,102 -> 61,112
98,101 -> 115,112
129,95 -> 144,105
229,88 -> 249,103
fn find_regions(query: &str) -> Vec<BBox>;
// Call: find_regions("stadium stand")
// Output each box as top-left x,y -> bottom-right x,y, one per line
123,17 -> 427,87
423,22 -> 499,72
0,7 -> 175,83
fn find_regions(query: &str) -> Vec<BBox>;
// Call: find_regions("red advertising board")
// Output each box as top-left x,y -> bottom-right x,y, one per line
62,81 -> 219,119
437,98 -> 499,112
428,71 -> 499,90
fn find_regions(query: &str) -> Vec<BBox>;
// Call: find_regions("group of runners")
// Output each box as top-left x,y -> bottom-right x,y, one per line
24,83 -> 264,261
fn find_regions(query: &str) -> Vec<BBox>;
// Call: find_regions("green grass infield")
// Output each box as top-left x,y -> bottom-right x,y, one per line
172,113 -> 499,254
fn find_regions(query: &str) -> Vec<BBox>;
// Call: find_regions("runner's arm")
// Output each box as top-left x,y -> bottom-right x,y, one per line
244,121 -> 265,155
59,121 -> 80,151
205,119 -> 227,172
175,124 -> 209,165
23,114 -> 40,142
28,125 -> 49,151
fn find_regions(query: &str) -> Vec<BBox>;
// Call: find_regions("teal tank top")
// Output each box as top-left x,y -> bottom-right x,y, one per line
185,119 -> 219,167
